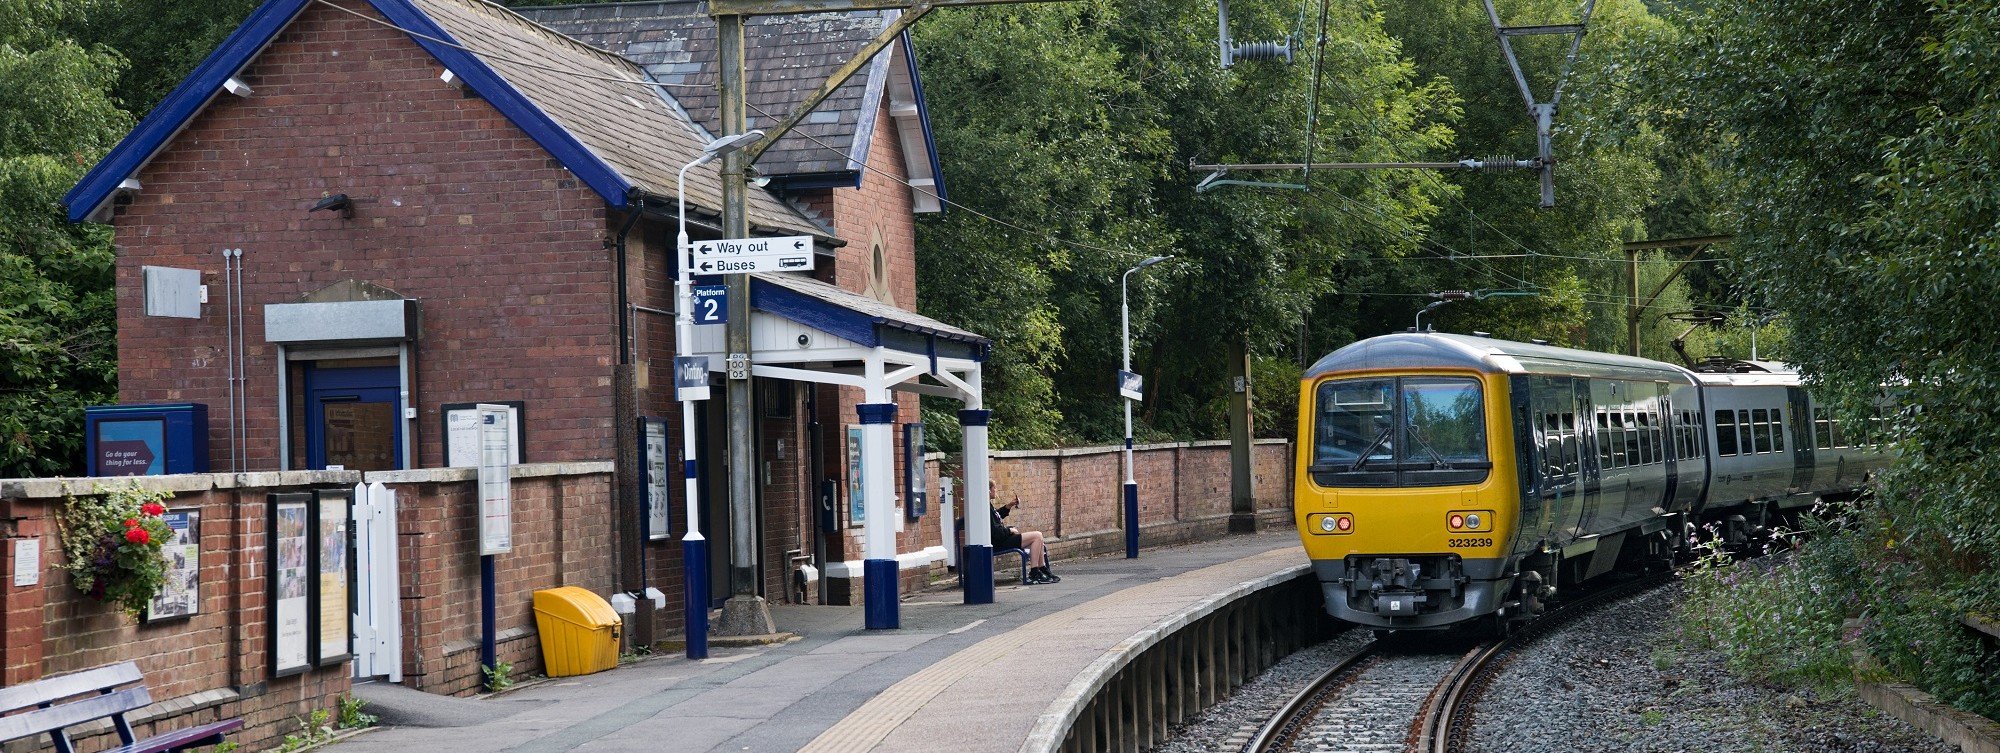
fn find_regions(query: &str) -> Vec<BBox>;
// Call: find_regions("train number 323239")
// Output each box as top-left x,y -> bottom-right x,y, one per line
1448,537 -> 1493,548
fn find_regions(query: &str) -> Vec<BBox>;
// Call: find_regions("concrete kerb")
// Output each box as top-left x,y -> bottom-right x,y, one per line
1016,563 -> 1313,753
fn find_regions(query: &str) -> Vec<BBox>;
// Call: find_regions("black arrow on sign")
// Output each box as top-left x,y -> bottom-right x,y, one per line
793,239 -> 806,250
700,261 -> 715,272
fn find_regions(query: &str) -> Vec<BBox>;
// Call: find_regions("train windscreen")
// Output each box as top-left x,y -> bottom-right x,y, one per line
1311,376 -> 1489,487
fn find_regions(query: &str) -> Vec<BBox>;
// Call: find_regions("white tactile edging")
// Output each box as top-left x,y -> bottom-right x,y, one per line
1016,562 -> 1314,753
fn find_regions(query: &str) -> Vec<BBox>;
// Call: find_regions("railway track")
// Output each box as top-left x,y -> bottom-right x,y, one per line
1244,573 -> 1672,753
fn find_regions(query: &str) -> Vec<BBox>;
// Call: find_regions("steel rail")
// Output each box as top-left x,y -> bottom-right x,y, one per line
1241,643 -> 1379,753
1421,572 -> 1677,753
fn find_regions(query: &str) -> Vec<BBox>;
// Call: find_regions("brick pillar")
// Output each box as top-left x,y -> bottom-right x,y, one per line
2,511 -> 51,685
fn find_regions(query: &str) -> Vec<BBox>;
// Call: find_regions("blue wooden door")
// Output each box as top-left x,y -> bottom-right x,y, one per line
304,365 -> 403,472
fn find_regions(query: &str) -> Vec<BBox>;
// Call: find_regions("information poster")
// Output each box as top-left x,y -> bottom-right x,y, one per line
845,425 -> 866,527
144,510 -> 200,622
442,402 -> 523,468
477,404 -> 514,554
269,494 -> 311,677
313,490 -> 351,665
644,419 -> 671,540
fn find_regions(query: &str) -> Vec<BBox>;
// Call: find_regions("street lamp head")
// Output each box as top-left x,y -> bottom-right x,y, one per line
704,129 -> 767,157
1136,255 -> 1172,270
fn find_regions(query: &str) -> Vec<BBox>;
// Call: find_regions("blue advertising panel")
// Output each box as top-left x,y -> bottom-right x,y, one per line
84,403 -> 209,476
96,419 -> 164,476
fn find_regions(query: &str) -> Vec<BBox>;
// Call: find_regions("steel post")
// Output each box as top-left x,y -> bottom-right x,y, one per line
960,406 -> 994,604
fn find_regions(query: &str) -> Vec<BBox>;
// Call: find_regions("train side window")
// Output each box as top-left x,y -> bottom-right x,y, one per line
1696,410 -> 1707,457
1608,412 -> 1626,468
1635,411 -> 1654,465
1624,410 -> 1641,466
1596,411 -> 1613,468
1752,408 -> 1772,453
1649,410 -> 1664,463
1815,416 -> 1832,450
1562,413 -> 1580,475
1737,410 -> 1755,455
1715,410 -> 1738,456
1772,408 -> 1785,452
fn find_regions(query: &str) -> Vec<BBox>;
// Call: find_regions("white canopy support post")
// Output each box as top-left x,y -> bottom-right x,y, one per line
860,351 -> 901,629
959,364 -> 995,605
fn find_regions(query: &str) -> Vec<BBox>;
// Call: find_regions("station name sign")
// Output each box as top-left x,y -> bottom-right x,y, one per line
686,235 -> 816,274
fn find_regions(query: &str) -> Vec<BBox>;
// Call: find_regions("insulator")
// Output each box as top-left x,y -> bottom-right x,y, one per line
1230,40 -> 1292,64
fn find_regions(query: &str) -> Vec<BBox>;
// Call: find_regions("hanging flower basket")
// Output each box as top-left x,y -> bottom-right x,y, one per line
59,485 -> 175,619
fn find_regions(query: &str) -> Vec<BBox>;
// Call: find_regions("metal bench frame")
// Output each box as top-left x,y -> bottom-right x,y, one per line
0,662 -> 243,753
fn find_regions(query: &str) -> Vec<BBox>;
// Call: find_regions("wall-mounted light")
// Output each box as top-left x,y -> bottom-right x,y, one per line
310,193 -> 354,219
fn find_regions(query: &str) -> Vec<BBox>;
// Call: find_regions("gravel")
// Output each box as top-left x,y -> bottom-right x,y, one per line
1155,582 -> 1954,753
1467,581 -> 1951,753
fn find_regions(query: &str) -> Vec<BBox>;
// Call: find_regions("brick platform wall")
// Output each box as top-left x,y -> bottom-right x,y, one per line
106,0 -> 616,471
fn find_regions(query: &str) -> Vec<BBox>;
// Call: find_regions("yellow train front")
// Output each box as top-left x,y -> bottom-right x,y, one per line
1294,332 -> 1701,632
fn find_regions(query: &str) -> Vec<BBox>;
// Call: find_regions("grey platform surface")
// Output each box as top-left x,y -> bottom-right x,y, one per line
343,532 -> 1304,753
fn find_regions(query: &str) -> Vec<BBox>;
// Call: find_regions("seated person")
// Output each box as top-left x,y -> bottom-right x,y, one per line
991,483 -> 1058,584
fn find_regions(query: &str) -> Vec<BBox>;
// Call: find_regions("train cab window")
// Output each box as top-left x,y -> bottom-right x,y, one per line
1772,409 -> 1785,452
1715,410 -> 1739,456
1309,377 -> 1488,487
1752,409 -> 1773,453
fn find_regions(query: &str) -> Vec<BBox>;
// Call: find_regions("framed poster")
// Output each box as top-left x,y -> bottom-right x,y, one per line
845,425 -> 865,527
643,418 -> 671,540
441,401 -> 525,468
903,423 -> 926,520
143,509 -> 200,623
477,404 -> 514,555
312,488 -> 353,666
268,493 -> 312,678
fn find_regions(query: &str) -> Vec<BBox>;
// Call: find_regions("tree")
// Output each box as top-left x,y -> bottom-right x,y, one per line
0,6 -> 132,476
1647,0 -> 2000,718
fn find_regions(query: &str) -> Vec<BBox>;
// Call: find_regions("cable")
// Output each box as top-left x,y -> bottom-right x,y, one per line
313,0 -> 710,90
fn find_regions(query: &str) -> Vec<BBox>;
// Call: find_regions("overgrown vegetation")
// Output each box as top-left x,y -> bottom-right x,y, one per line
1642,0 -> 2000,720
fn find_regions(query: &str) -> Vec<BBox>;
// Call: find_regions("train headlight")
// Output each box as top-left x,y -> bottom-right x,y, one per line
1310,514 -> 1353,535
1465,513 -> 1482,529
1447,510 -> 1494,532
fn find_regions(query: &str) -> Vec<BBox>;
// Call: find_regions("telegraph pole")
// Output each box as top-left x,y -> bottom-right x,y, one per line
705,0 -> 1076,634
1621,235 -> 1731,357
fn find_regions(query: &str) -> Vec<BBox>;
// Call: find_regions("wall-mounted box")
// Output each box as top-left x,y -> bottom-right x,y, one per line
83,403 -> 210,476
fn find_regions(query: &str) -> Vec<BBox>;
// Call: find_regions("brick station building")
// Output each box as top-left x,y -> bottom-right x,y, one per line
60,0 -> 970,661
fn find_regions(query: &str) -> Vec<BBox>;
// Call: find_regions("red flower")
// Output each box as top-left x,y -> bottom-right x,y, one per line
124,528 -> 150,545
140,503 -> 166,516
122,518 -> 140,529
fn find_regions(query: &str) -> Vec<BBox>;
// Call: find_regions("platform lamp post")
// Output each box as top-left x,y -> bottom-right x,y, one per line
1120,255 -> 1172,559
675,129 -> 765,660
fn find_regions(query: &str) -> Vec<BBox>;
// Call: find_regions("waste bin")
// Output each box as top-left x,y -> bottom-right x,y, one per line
531,587 -> 622,677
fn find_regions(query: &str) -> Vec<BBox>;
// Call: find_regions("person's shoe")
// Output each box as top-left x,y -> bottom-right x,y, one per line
1037,566 -> 1061,583
1028,567 -> 1061,584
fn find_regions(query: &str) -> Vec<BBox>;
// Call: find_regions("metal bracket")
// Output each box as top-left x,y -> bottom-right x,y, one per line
1484,0 -> 1595,208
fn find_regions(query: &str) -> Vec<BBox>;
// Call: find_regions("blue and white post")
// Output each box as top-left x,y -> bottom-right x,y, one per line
860,376 -> 901,629
959,402 -> 994,605
675,155 -> 713,660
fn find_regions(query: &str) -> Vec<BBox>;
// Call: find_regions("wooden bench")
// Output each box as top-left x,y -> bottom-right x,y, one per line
0,662 -> 242,753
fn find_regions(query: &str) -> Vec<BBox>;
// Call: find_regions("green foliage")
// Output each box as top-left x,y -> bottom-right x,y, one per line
56,483 -> 174,618
1646,0 -> 2000,717
1678,523 -> 1854,693
482,660 -> 514,692
0,6 -> 129,477
62,0 -> 261,113
278,709 -> 336,753
336,695 -> 377,730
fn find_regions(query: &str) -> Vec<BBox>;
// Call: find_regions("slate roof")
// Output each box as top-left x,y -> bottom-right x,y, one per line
517,2 -> 895,179
66,0 -> 830,240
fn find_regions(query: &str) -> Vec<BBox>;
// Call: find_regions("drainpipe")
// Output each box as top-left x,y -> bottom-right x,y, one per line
612,193 -> 654,650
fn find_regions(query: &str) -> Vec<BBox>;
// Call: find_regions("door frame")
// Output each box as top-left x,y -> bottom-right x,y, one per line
302,362 -> 404,471
277,344 -> 415,471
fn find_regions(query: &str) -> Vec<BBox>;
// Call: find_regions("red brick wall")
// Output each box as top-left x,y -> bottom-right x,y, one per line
2,475 -> 358,753
106,0 -> 616,471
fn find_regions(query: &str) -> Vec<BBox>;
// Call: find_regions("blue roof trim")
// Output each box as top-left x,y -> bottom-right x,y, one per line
900,29 -> 948,209
63,0 -> 314,222
751,278 -> 880,347
750,277 -> 991,361
365,0 -> 633,208
63,0 -> 638,223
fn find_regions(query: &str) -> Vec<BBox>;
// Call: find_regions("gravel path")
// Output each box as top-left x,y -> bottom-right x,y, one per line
1156,581 -> 1953,753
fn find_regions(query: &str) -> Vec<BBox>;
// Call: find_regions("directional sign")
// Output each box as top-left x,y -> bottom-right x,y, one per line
686,235 -> 817,275
692,285 -> 727,324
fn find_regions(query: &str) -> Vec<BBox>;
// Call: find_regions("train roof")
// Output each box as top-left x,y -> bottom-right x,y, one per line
1304,332 -> 1700,382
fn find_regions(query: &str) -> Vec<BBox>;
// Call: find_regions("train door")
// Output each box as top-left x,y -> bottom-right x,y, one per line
1659,384 -> 1679,508
1786,386 -> 1815,505
1526,376 -> 1584,549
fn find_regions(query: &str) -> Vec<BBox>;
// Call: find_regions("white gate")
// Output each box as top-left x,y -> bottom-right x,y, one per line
351,481 -> 403,682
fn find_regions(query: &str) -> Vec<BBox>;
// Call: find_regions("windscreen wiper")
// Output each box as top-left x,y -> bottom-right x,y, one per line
1350,425 -> 1396,472
1406,422 -> 1450,468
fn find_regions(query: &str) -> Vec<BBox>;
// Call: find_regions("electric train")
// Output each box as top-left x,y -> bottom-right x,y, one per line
1292,332 -> 1890,632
